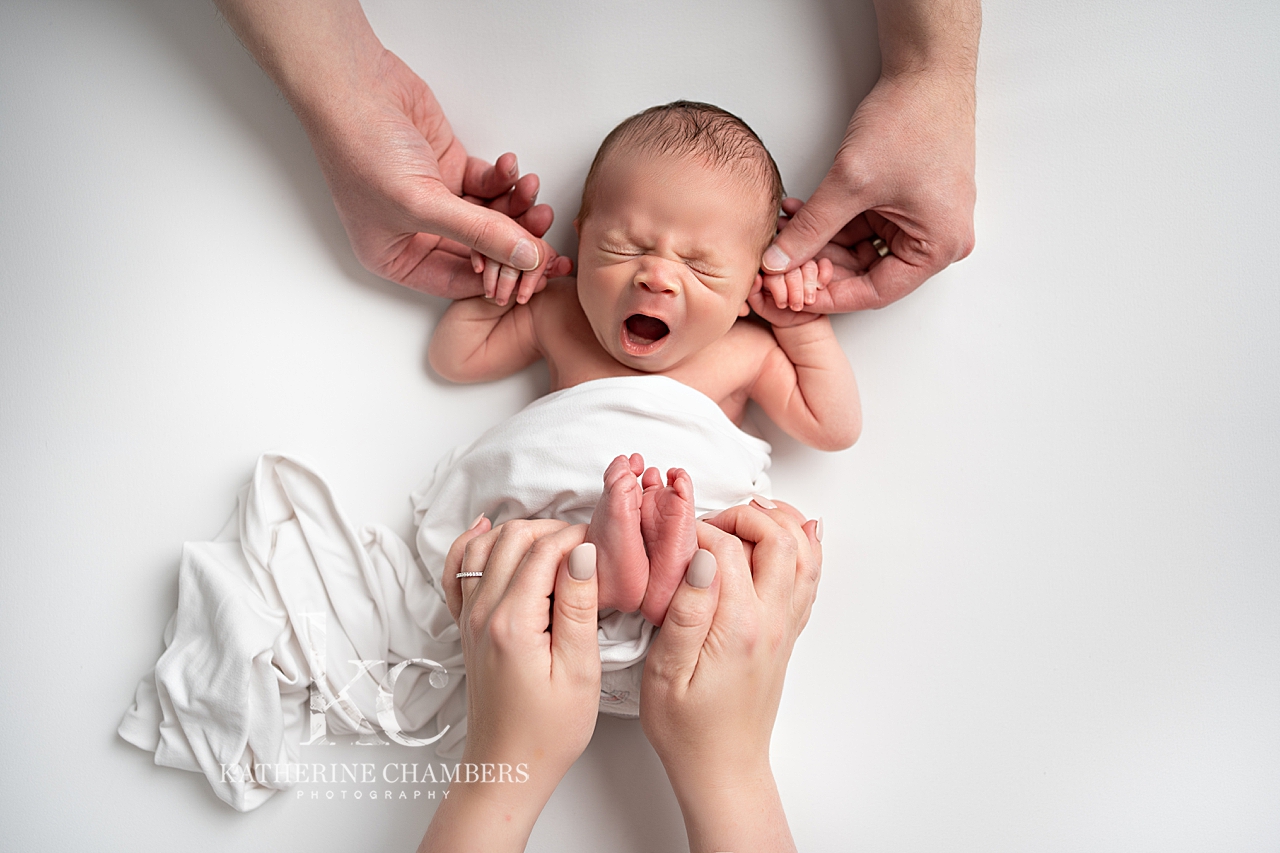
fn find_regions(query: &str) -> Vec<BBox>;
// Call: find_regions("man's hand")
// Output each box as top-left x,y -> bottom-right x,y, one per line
762,71 -> 976,312
214,0 -> 571,300
761,0 -> 981,313
305,49 -> 571,299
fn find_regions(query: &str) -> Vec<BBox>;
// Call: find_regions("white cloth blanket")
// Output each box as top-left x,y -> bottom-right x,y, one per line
118,454 -> 468,812
412,375 -> 772,710
119,375 -> 771,811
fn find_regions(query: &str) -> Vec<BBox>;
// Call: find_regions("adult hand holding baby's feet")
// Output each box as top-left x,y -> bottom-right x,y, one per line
427,517 -> 601,853
640,500 -> 821,853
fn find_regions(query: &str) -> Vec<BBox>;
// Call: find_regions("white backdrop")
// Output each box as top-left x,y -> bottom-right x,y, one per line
2,1 -> 1278,850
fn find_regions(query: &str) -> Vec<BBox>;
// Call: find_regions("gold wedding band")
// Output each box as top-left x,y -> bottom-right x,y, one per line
871,237 -> 891,258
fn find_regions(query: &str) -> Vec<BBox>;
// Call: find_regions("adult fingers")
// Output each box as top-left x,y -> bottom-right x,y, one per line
762,167 -> 868,273
501,523 -> 589,624
466,518 -> 567,622
704,504 -> 801,607
644,549 -> 721,685
550,539 -> 603,681
442,514 -> 493,623
418,187 -> 543,271
462,152 -> 519,200
694,520 -> 756,611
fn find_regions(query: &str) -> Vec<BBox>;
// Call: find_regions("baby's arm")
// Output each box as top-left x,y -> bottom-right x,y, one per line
428,296 -> 541,383
748,273 -> 861,451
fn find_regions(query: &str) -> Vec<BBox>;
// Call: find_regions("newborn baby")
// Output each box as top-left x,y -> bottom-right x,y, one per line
429,101 -> 860,626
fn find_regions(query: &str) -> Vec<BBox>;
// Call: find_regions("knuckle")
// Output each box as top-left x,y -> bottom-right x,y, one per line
487,608 -> 517,648
465,606 -> 488,640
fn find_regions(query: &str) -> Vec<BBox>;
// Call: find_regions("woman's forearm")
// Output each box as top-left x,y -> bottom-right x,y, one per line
666,760 -> 797,853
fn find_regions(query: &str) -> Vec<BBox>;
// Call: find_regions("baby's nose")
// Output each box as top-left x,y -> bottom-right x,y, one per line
635,259 -> 681,295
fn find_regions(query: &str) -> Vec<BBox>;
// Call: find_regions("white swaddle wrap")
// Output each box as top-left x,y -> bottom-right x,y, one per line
119,375 -> 770,810
412,375 -> 772,709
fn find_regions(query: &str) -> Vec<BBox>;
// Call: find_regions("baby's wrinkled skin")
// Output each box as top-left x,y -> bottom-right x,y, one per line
430,144 -> 859,625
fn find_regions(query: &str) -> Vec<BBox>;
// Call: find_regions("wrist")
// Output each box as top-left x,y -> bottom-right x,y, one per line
668,761 -> 796,853
873,0 -> 980,83
420,774 -> 548,853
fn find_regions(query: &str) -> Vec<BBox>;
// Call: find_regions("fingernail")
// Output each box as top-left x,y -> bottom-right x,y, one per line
510,239 -> 539,270
815,516 -> 824,543
696,510 -> 721,521
762,245 -> 790,272
686,549 -> 717,589
468,513 -> 487,531
569,543 -> 597,581
750,494 -> 777,510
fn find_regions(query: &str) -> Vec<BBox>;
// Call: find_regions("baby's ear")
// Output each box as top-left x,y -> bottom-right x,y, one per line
738,302 -> 751,317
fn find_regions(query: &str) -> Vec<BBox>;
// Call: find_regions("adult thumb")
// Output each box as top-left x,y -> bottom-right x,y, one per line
423,190 -> 543,271
551,543 -> 603,674
646,550 -> 719,684
761,170 -> 867,273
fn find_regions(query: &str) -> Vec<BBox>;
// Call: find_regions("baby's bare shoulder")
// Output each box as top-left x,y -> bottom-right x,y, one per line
723,317 -> 779,356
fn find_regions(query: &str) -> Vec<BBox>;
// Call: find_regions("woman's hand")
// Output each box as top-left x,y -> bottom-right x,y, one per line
420,519 -> 601,853
641,501 -> 822,853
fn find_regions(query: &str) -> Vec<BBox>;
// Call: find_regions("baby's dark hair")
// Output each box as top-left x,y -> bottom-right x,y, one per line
578,100 -> 784,243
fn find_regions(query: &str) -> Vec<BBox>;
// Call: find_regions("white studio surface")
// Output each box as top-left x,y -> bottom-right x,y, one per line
1,0 -> 1278,850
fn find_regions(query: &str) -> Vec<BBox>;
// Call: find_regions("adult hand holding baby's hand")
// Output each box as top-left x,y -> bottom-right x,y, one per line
640,502 -> 821,853
304,50 -> 572,299
761,66 -> 977,312
422,518 -> 601,853
214,0 -> 570,301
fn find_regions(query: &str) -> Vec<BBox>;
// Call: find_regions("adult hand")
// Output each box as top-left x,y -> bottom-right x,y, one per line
641,501 -> 822,853
304,49 -> 573,299
761,68 -> 977,312
215,0 -> 572,300
420,518 -> 601,853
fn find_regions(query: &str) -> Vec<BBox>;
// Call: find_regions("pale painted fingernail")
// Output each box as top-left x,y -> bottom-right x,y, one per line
697,510 -> 721,521
750,494 -> 777,510
569,543 -> 597,580
686,549 -> 717,589
510,239 -> 539,270
762,245 -> 790,272
468,513 -> 487,531
815,516 -> 824,543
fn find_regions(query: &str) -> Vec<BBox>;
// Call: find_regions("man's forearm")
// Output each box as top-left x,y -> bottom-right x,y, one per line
213,0 -> 383,121
872,0 -> 981,80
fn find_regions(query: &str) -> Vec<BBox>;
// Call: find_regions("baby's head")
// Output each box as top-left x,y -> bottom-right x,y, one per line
574,101 -> 783,372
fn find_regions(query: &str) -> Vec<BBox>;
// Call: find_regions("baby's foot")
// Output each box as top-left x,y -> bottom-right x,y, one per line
586,453 -> 649,613
639,467 -> 697,626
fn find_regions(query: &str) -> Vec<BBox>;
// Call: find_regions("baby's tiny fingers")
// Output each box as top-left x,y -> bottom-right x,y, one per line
483,258 -> 500,299
786,267 -> 805,311
495,264 -> 520,306
470,250 -> 485,275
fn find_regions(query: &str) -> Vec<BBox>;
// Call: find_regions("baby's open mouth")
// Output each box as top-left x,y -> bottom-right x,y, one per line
624,313 -> 670,346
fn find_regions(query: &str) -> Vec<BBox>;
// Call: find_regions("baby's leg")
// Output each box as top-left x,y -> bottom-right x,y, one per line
585,454 -> 650,613
639,467 -> 697,626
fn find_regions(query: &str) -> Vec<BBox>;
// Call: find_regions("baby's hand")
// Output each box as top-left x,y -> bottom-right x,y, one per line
470,252 -> 572,306
758,258 -> 832,312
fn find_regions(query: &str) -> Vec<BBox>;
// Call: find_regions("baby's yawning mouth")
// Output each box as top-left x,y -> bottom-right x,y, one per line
624,314 -> 670,346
